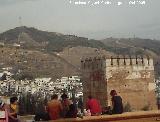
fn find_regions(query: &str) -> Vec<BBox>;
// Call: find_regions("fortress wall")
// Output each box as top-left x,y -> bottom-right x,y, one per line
81,56 -> 156,110
81,56 -> 107,108
105,57 -> 156,110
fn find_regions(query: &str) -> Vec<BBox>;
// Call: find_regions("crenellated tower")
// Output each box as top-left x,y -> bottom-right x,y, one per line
81,55 -> 156,110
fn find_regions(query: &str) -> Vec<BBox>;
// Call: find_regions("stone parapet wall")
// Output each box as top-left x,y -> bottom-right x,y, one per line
56,110 -> 160,122
81,56 -> 154,70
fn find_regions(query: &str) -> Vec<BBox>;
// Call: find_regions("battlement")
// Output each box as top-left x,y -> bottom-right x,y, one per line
81,55 -> 156,111
81,55 -> 154,69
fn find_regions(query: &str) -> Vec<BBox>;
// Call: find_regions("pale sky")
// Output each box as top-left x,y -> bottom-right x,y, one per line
0,0 -> 160,40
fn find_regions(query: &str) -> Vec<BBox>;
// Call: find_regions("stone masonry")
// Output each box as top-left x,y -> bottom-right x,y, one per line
81,55 -> 157,110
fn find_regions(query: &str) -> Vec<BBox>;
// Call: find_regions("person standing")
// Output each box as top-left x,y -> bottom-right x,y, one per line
110,90 -> 123,114
86,95 -> 101,116
46,94 -> 62,120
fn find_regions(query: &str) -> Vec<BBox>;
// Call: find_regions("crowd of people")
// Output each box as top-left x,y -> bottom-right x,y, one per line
0,90 -> 124,122
35,90 -> 123,121
34,93 -> 79,121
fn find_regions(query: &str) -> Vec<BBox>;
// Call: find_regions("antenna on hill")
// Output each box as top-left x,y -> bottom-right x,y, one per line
18,16 -> 24,44
133,34 -> 136,39
19,16 -> 23,27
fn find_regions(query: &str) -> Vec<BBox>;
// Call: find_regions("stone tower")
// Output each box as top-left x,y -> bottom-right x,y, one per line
81,55 -> 157,110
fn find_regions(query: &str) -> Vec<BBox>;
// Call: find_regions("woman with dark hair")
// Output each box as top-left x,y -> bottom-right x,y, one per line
110,90 -> 123,114
8,97 -> 19,122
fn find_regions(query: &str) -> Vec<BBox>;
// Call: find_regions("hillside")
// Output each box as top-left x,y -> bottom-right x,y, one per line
101,38 -> 160,77
101,38 -> 160,56
0,26 -> 160,79
57,46 -> 114,68
0,47 -> 80,80
0,27 -> 111,79
0,26 -> 106,52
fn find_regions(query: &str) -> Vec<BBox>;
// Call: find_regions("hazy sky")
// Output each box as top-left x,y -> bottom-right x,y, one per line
0,0 -> 160,40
